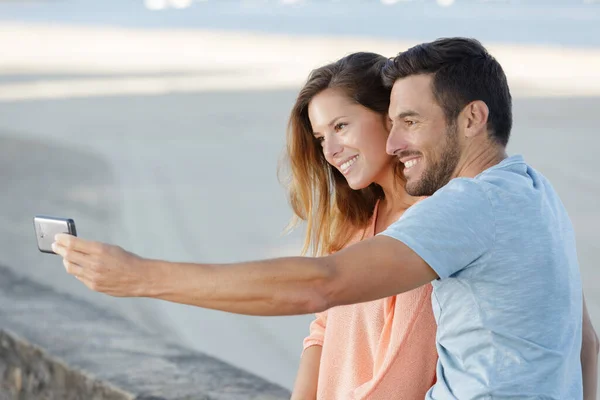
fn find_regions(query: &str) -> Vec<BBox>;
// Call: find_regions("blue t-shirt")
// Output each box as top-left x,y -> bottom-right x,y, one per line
381,155 -> 582,399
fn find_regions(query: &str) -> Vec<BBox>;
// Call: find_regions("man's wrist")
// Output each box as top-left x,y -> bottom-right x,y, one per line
136,257 -> 166,298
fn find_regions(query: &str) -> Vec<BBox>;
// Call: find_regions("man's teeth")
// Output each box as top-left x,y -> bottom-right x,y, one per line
341,156 -> 359,172
404,159 -> 419,169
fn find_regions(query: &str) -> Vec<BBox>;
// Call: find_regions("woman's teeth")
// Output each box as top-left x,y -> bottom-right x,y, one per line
340,155 -> 359,173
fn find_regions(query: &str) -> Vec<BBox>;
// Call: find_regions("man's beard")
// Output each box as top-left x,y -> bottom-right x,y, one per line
405,123 -> 460,197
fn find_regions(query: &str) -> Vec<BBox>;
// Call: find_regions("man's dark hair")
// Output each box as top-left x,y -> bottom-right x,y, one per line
382,37 -> 512,146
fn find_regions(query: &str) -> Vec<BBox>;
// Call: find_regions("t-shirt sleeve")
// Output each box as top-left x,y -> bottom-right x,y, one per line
379,178 -> 495,279
302,310 -> 328,352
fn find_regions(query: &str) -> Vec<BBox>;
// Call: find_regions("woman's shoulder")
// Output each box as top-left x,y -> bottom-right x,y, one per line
343,200 -> 380,248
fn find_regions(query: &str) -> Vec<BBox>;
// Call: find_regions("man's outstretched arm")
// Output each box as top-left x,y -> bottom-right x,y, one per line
53,234 -> 438,316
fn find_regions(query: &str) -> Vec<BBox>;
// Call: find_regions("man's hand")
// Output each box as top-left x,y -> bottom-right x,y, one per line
53,234 -> 148,297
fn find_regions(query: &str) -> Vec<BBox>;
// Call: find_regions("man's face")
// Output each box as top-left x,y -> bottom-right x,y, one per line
387,74 -> 461,196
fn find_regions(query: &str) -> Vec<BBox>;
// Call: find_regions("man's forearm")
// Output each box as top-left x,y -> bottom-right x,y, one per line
582,295 -> 599,400
144,256 -> 334,316
582,347 -> 598,400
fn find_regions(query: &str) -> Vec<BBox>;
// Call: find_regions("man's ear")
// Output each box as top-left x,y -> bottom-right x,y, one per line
460,100 -> 489,139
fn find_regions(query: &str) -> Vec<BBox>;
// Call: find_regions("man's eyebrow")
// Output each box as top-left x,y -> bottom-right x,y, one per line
390,110 -> 420,120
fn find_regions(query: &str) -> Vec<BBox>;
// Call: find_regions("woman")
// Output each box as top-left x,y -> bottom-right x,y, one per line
284,52 -> 437,399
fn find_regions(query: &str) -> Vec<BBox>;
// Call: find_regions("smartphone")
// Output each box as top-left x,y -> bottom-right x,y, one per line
33,215 -> 77,254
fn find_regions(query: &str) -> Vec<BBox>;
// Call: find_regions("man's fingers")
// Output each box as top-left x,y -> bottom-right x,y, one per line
54,234 -> 104,255
55,245 -> 94,269
63,259 -> 102,292
63,258 -> 85,278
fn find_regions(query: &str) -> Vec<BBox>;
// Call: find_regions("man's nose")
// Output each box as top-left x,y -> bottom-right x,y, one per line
386,125 -> 408,156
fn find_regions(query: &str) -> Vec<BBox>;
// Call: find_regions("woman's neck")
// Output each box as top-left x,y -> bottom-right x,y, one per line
374,169 -> 418,234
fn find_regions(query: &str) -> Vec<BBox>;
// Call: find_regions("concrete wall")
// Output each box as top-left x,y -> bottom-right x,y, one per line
0,330 -> 129,400
0,265 -> 290,399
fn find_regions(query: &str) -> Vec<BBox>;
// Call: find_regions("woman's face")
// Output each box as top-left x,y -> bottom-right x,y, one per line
308,88 -> 394,190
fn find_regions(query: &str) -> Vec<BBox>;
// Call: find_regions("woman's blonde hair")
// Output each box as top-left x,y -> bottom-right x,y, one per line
281,52 -> 403,256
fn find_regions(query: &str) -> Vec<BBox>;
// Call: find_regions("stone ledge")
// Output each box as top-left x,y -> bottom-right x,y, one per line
0,330 -> 129,400
0,265 -> 290,400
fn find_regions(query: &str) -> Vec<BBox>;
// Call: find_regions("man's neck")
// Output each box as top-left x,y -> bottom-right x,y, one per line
454,143 -> 507,179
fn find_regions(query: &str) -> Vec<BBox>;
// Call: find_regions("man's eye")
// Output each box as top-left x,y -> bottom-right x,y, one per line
405,120 -> 416,127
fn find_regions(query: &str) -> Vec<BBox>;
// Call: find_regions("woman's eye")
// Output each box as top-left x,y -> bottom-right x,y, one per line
315,136 -> 325,144
334,122 -> 347,132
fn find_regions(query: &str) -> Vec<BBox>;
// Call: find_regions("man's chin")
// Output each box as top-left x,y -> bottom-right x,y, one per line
405,178 -> 437,197
404,180 -> 422,197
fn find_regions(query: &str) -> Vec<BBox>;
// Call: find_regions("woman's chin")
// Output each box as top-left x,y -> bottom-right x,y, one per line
346,178 -> 371,191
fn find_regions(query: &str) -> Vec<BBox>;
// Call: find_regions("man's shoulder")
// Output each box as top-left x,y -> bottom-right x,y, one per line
425,177 -> 491,207
473,155 -> 531,188
400,177 -> 494,229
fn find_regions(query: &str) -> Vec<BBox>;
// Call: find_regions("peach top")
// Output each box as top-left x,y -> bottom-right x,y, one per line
303,201 -> 438,399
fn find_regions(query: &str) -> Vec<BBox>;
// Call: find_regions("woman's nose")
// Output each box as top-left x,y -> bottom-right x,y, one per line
322,137 -> 343,159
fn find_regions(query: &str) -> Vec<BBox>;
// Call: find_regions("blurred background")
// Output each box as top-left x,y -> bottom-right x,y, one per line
0,0 -> 599,391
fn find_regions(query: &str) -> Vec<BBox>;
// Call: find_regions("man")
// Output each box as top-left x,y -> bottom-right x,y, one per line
54,38 -> 596,398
